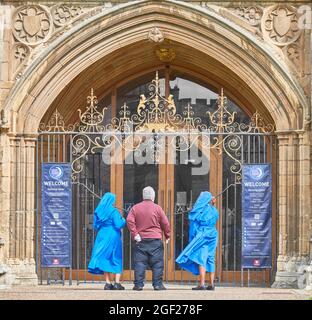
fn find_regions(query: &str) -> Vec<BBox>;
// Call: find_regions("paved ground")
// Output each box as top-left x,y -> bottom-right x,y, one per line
0,283 -> 311,300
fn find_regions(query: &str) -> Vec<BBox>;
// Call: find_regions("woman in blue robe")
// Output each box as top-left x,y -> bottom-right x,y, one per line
176,191 -> 219,290
88,192 -> 126,290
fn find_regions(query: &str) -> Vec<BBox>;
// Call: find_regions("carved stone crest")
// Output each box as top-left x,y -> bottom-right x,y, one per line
155,39 -> 176,62
148,27 -> 164,43
155,47 -> 176,62
13,5 -> 52,46
262,5 -> 302,46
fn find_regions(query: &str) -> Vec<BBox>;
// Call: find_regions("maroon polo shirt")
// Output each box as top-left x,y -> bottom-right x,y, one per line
126,200 -> 171,240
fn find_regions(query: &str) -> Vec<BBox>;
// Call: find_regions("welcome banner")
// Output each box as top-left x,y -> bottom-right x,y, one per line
41,163 -> 72,267
242,164 -> 272,268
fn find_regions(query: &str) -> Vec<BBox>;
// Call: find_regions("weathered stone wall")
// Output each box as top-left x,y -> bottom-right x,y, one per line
0,0 -> 311,288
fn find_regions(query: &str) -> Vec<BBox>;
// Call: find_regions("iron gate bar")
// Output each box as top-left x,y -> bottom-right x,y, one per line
84,176 -> 87,283
76,171 -> 79,284
40,136 -> 43,285
69,134 -> 73,286
234,182 -> 237,283
91,184 -> 95,284
35,132 -> 39,279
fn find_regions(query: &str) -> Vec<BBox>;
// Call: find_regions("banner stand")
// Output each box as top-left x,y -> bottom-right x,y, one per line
241,164 -> 272,286
41,163 -> 72,273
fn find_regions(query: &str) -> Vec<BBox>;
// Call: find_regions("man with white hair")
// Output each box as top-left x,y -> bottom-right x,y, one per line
126,186 -> 170,291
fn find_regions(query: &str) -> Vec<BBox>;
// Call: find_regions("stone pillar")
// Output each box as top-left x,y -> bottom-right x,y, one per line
0,134 -> 38,286
0,131 -> 12,287
273,131 -> 312,288
0,5 -> 14,288
298,131 -> 311,258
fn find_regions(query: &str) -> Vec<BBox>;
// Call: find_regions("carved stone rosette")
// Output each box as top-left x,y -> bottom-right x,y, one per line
261,4 -> 302,46
12,5 -> 53,46
10,4 -> 94,80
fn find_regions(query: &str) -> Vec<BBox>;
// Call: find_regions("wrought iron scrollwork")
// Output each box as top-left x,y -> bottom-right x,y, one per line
207,88 -> 236,133
77,88 -> 106,133
39,108 -> 77,132
39,71 -> 275,184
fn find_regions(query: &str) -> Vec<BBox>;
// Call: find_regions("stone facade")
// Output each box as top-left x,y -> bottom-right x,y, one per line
0,0 -> 311,288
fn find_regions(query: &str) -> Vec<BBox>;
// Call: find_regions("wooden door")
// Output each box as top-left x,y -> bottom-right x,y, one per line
162,146 -> 222,282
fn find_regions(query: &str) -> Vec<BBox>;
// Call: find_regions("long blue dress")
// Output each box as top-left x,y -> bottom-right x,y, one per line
88,193 -> 126,274
176,191 -> 219,275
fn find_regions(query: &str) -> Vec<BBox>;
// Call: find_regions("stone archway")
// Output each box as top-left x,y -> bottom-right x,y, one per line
0,0 -> 310,287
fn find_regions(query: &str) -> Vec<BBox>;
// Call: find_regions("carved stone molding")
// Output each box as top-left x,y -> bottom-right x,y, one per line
262,5 -> 302,46
12,5 -> 52,46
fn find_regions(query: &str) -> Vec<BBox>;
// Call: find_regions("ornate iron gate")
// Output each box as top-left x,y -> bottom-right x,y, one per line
35,72 -> 277,287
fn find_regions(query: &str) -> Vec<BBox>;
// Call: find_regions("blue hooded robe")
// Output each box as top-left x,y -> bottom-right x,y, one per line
88,192 -> 126,274
175,191 -> 219,275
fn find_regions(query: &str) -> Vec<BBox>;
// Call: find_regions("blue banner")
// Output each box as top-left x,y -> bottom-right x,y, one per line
41,163 -> 72,267
242,164 -> 272,268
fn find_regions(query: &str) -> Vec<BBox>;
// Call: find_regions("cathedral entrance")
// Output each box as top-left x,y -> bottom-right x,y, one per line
36,68 -> 276,287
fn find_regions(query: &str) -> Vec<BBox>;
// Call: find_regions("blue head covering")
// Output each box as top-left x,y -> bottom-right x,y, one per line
93,192 -> 117,230
188,191 -> 213,222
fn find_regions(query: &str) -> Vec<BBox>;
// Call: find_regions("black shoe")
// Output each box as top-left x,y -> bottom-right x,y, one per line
104,283 -> 113,290
206,285 -> 215,291
192,285 -> 206,290
154,284 -> 167,291
133,286 -> 143,291
112,283 -> 125,290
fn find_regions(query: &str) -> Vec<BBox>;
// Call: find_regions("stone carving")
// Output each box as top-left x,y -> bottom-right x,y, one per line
303,263 -> 312,290
51,5 -> 84,27
0,110 -> 8,128
155,39 -> 176,62
10,4 -> 107,80
155,47 -> 176,62
13,43 -> 31,78
13,5 -> 52,46
285,43 -> 300,67
231,6 -> 263,26
262,5 -> 302,46
13,43 -> 30,64
201,4 -> 263,38
148,27 -> 164,43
